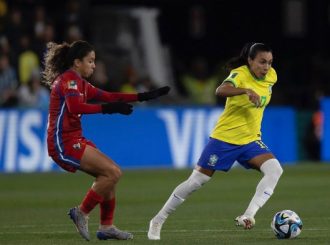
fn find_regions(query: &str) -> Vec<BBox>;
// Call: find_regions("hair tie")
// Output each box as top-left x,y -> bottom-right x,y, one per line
249,42 -> 264,56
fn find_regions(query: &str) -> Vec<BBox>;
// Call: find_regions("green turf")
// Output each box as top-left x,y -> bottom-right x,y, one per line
0,163 -> 329,244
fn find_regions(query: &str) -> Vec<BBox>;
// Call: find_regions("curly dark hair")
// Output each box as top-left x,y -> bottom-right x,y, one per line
42,40 -> 94,87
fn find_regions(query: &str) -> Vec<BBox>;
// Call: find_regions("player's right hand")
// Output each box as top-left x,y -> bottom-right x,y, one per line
101,102 -> 133,115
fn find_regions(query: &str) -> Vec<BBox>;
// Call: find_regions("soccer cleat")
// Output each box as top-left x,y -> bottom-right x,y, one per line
235,215 -> 256,230
68,207 -> 90,241
148,219 -> 163,240
96,226 -> 133,240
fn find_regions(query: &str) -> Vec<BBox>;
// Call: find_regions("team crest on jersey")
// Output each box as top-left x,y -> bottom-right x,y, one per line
73,142 -> 81,150
208,154 -> 218,166
68,80 -> 78,90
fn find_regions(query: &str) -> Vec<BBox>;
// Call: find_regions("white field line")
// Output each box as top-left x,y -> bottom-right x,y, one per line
0,228 -> 328,235
0,220 -> 329,230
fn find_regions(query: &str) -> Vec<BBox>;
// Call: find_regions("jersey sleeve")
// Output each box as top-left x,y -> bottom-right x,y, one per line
63,80 -> 102,114
223,70 -> 243,88
269,67 -> 277,85
86,82 -> 138,102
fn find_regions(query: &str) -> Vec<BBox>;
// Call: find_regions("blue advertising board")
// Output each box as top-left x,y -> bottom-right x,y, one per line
0,106 -> 297,173
321,98 -> 330,161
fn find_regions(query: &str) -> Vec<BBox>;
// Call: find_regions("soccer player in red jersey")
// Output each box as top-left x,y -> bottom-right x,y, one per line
42,40 -> 170,241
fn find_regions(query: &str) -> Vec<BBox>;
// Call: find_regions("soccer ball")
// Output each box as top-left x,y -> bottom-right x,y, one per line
271,210 -> 303,239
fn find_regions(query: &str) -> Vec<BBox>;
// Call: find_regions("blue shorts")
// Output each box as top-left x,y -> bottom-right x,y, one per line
197,137 -> 272,172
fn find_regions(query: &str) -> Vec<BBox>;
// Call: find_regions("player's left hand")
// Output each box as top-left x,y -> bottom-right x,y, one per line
138,86 -> 171,101
245,89 -> 261,107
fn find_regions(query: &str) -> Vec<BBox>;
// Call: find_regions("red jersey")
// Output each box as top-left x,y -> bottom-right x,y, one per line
47,69 -> 137,164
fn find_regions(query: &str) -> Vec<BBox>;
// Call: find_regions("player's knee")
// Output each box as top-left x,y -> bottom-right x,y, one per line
271,160 -> 283,179
275,164 -> 283,179
174,170 -> 211,199
113,166 -> 122,183
261,158 -> 283,180
188,169 -> 211,189
104,165 -> 122,184
112,167 -> 122,183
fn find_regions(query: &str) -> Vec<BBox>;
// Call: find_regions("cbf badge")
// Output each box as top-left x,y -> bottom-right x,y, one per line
208,154 -> 218,166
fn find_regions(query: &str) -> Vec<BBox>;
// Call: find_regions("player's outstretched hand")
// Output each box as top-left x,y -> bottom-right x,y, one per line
138,86 -> 171,102
101,102 -> 133,115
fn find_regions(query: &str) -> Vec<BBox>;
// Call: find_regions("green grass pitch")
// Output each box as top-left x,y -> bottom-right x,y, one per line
0,163 -> 329,244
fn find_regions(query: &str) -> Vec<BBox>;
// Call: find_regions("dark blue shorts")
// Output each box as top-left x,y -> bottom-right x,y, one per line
197,137 -> 272,171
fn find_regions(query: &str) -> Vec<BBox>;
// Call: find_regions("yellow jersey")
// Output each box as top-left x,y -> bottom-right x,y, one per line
210,65 -> 277,145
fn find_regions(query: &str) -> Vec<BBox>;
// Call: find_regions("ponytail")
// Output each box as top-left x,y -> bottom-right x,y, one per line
42,42 -> 71,87
42,40 -> 94,88
225,42 -> 272,72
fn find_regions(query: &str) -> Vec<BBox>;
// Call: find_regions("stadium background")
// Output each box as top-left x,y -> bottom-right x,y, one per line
0,1 -> 330,244
0,0 -> 329,171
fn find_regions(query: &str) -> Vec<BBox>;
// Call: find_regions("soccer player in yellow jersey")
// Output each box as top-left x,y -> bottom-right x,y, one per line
148,42 -> 283,240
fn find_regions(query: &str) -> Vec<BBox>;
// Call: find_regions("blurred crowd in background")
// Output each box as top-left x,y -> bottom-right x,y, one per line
0,0 -> 329,160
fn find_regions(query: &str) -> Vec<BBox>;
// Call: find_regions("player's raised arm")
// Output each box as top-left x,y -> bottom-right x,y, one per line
65,92 -> 133,115
137,86 -> 170,101
216,82 -> 246,97
86,82 -> 170,103
216,82 -> 261,107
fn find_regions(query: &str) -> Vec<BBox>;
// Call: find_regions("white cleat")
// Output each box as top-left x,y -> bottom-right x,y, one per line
148,219 -> 163,240
235,215 -> 256,230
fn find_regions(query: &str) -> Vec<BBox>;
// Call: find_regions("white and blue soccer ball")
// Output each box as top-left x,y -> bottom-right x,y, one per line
271,210 -> 303,239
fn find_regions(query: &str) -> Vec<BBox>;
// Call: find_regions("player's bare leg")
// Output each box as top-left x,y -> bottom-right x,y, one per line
68,145 -> 133,240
